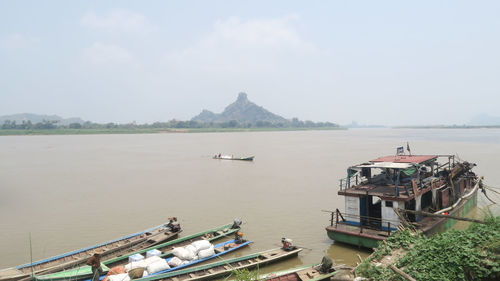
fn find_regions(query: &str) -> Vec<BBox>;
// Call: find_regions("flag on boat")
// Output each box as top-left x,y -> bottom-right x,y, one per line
397,146 -> 404,155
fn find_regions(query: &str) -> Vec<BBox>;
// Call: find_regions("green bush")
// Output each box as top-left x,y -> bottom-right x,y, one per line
357,214 -> 500,281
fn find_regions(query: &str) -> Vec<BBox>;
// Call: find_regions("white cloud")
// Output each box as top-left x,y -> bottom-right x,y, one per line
81,10 -> 155,33
83,42 -> 133,65
206,15 -> 308,48
163,15 -> 318,73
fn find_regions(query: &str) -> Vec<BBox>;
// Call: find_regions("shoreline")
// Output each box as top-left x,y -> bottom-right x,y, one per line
0,127 -> 346,136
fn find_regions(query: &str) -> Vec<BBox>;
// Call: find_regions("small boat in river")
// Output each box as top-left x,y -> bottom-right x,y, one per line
33,222 -> 242,281
0,221 -> 181,281
36,239 -> 252,281
254,262 -> 337,281
325,150 -> 480,249
213,155 -> 254,161
136,246 -> 303,281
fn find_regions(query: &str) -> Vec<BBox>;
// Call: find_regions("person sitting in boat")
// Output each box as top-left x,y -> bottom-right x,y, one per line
86,251 -> 103,281
166,217 -> 181,232
234,231 -> 246,244
317,256 -> 334,273
281,237 -> 296,251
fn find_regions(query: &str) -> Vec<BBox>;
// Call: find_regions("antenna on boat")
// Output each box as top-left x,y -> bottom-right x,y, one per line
29,232 -> 34,278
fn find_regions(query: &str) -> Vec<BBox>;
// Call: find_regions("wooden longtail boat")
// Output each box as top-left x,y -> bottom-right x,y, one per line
212,155 -> 254,161
136,247 -> 303,281
325,152 -> 480,249
0,222 -> 180,281
254,263 -> 337,281
36,239 -> 252,281
33,223 -> 241,281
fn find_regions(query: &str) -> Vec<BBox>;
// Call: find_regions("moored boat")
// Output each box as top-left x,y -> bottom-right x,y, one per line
136,246 -> 303,281
325,150 -> 480,249
213,155 -> 254,161
36,239 -> 252,281
33,221 -> 242,281
0,221 -> 181,281
251,261 -> 337,281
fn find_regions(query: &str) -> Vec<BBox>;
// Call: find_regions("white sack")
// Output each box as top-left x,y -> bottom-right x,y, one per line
108,273 -> 131,281
124,261 -> 146,272
172,247 -> 187,258
143,256 -> 163,266
184,248 -> 196,260
146,260 -> 170,274
167,257 -> 183,268
172,247 -> 196,260
198,246 -> 215,259
191,240 -> 212,252
185,245 -> 197,254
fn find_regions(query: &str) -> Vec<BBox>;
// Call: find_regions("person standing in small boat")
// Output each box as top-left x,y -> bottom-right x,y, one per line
166,217 -> 181,232
86,251 -> 103,281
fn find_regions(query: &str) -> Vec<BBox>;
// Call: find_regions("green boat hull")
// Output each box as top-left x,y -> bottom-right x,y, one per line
425,190 -> 477,235
327,189 -> 478,249
35,223 -> 239,281
326,230 -> 380,249
35,264 -> 110,280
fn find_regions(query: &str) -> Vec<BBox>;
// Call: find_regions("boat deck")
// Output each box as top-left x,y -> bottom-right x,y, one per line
339,184 -> 413,200
326,223 -> 390,240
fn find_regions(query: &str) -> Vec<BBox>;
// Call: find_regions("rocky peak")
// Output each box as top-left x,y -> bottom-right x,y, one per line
191,92 -> 287,124
236,92 -> 248,103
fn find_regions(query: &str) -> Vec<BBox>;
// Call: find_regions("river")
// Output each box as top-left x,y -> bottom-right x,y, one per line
1,128 -> 499,273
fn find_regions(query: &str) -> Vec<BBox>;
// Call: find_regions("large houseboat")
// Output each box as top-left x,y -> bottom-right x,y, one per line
325,151 -> 479,248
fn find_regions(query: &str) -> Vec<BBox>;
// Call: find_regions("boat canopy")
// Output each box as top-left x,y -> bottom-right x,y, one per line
352,162 -> 415,169
370,155 -> 437,164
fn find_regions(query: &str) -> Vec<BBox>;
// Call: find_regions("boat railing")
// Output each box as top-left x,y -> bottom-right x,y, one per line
323,209 -> 399,236
339,172 -> 366,190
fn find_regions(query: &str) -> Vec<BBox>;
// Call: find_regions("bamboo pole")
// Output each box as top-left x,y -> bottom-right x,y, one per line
398,209 -> 486,224
390,264 -> 416,281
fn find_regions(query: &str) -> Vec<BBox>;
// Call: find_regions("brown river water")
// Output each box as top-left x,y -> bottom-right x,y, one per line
1,129 -> 499,273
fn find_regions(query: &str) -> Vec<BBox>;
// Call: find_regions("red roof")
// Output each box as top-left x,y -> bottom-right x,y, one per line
371,155 -> 437,164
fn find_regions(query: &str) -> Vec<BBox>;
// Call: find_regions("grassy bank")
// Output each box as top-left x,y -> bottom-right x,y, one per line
0,127 -> 346,136
356,213 -> 500,281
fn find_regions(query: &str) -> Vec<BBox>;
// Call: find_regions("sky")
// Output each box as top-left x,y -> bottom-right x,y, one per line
1,1 -> 499,126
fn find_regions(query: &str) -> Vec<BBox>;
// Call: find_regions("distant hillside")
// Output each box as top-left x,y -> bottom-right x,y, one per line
0,113 -> 85,125
192,92 -> 288,124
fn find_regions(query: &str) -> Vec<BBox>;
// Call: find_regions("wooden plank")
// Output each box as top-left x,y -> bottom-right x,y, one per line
390,265 -> 416,281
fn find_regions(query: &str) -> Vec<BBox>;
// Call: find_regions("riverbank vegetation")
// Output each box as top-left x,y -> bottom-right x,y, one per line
0,119 -> 343,135
356,213 -> 500,281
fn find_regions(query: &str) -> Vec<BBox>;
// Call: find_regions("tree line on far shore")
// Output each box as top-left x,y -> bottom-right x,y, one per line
0,118 -> 339,130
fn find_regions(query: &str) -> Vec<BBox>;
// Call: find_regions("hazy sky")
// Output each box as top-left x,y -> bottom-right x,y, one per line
1,1 -> 499,125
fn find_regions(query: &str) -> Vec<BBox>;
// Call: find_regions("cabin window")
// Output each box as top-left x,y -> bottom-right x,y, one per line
385,201 -> 393,207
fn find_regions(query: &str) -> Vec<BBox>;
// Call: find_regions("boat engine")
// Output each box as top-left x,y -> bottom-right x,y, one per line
231,218 -> 242,229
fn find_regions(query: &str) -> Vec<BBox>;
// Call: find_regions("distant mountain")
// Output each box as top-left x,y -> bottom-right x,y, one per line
0,113 -> 85,125
468,114 -> 500,126
192,92 -> 288,124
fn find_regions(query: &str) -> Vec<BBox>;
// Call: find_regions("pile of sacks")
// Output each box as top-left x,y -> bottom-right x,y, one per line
104,254 -> 170,281
168,240 -> 215,268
